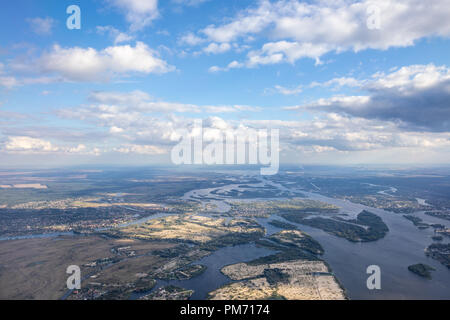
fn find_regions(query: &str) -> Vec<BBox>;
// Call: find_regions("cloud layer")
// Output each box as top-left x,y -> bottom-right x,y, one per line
288,64 -> 450,132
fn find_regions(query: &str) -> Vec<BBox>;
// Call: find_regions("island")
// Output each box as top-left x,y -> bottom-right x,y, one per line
407,264 -> 435,279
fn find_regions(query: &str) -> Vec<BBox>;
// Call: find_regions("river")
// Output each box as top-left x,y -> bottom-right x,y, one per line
181,177 -> 450,300
3,176 -> 449,300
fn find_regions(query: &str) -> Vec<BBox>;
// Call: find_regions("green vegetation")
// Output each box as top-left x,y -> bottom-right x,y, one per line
282,210 -> 389,242
248,249 -> 320,265
156,264 -> 206,280
268,220 -> 298,230
408,264 -> 435,279
263,268 -> 290,285
268,230 -> 324,255
425,211 -> 450,221
403,215 -> 430,229
252,228 -> 325,266
425,243 -> 450,269
229,199 -> 338,218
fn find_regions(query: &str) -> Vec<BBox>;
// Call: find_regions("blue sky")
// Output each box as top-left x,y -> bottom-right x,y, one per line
1,0 -> 450,167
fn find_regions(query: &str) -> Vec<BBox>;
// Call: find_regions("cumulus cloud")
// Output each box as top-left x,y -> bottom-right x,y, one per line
3,136 -> 58,153
1,136 -> 102,155
52,91 -> 264,157
57,91 -> 262,140
96,26 -> 134,44
27,17 -> 55,35
203,42 -> 231,54
109,0 -> 159,31
201,0 -> 274,43
244,113 -> 450,155
288,64 -> 450,132
208,61 -> 244,73
179,32 -> 206,46
33,42 -> 174,82
14,107 -> 449,161
200,0 -> 450,68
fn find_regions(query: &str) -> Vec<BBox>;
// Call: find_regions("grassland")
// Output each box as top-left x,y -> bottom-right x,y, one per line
0,236 -> 174,300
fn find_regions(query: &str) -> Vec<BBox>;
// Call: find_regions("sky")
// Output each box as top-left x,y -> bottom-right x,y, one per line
0,0 -> 450,168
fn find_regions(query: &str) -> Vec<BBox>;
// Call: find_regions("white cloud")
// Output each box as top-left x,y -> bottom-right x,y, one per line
0,74 -> 61,89
208,66 -> 222,73
203,105 -> 261,113
36,42 -> 174,81
247,41 -> 330,67
203,42 -> 231,54
310,77 -> 362,89
2,136 -> 103,155
97,26 -> 134,44
179,32 -> 206,46
109,0 -> 159,31
16,105 -> 449,162
89,90 -> 153,105
4,136 -> 58,153
27,17 -> 55,35
114,144 -> 167,155
208,60 -> 244,73
202,0 -> 450,68
86,90 -> 260,115
0,76 -> 19,89
53,91 -> 264,157
201,0 -> 274,43
67,144 -> 86,153
246,114 -> 450,154
87,90 -> 201,113
110,126 -> 125,134
272,84 -> 303,95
